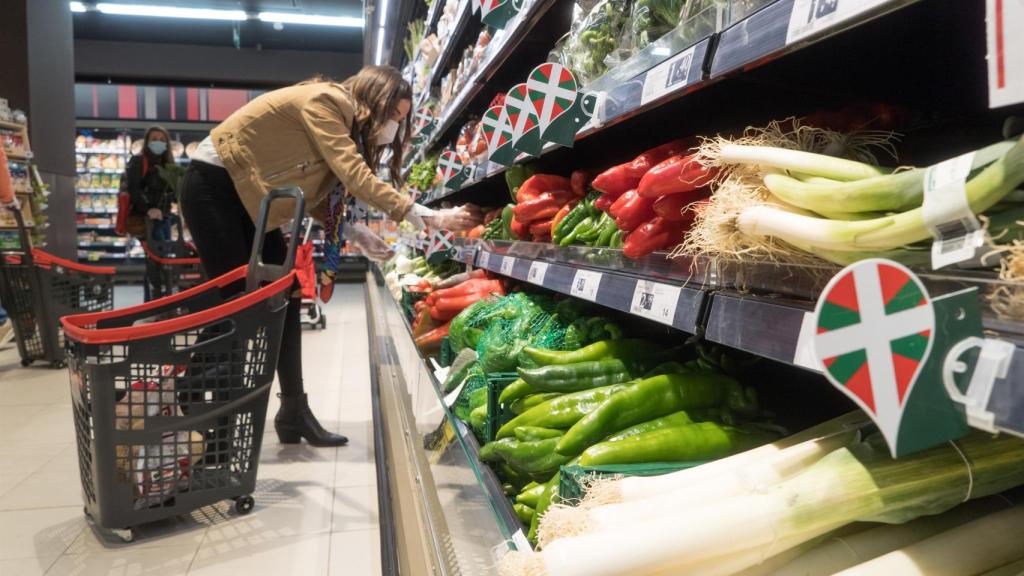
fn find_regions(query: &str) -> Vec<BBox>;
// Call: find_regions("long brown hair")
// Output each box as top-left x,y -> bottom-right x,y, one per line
340,66 -> 412,187
141,125 -> 174,166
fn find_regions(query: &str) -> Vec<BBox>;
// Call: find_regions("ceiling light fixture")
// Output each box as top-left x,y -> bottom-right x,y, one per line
69,2 -> 87,12
375,31 -> 385,65
377,0 -> 390,26
94,3 -> 247,21
258,12 -> 364,27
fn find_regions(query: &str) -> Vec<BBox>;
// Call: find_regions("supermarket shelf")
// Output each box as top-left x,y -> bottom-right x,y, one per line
471,240 -> 707,334
4,150 -> 29,161
424,0 -> 444,33
427,0 -> 471,89
710,0 -> 920,78
78,241 -> 129,249
77,223 -> 116,230
76,148 -> 130,154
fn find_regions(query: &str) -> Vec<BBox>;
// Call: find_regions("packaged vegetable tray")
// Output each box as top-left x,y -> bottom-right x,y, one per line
558,461 -> 705,502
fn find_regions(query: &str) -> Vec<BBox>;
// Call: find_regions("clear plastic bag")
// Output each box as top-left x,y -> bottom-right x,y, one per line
560,0 -> 631,86
605,0 -> 686,68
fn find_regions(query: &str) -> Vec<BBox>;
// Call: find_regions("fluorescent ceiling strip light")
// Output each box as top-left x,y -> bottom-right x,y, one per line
378,0 -> 390,26
94,3 -> 247,21
375,31 -> 386,65
258,12 -> 363,27
70,2 -> 87,12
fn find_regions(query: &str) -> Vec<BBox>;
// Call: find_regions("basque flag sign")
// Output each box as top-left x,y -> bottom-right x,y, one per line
813,259 -> 935,455
505,83 -> 542,156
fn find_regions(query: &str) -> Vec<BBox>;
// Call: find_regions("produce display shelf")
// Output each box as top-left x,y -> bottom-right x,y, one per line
424,0 -> 444,34
4,151 -> 29,162
414,0 -> 564,162
710,0 -> 920,78
76,188 -> 119,195
427,0 -> 471,89
448,238 -> 1024,439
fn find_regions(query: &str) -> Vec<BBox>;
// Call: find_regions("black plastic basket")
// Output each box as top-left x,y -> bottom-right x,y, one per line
143,217 -> 206,299
61,188 -> 305,542
0,207 -> 114,368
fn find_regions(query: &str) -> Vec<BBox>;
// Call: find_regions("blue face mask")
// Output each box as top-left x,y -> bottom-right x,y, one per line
148,141 -> 168,156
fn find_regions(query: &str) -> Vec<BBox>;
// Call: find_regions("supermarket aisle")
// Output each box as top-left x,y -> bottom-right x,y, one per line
0,283 -> 381,576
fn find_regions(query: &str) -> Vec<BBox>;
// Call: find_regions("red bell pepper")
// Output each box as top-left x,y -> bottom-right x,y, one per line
624,139 -> 691,178
516,174 -> 573,203
529,220 -> 553,238
484,207 -> 503,224
652,190 -> 709,221
623,217 -> 691,259
570,170 -> 590,197
415,322 -> 450,352
594,193 -> 616,212
612,190 -> 657,232
637,153 -> 719,198
513,190 -> 576,222
592,167 -> 641,198
510,216 -> 530,239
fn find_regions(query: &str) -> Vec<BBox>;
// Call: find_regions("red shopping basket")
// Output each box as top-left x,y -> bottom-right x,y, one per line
61,188 -> 304,542
143,217 -> 206,298
0,206 -> 114,368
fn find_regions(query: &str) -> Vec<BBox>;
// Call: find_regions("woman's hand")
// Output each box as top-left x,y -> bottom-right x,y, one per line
406,203 -> 484,231
147,208 -> 163,221
344,222 -> 394,261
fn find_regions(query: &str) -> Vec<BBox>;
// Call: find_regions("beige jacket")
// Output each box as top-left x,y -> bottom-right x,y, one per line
210,82 -> 413,230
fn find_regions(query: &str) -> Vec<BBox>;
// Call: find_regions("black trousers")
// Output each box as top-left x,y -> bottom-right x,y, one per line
180,160 -> 305,398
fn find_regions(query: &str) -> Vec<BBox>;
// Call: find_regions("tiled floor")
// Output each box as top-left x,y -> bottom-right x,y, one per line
0,283 -> 381,576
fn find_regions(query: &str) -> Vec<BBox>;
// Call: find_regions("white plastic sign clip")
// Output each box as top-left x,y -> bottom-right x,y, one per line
527,261 -> 549,285
570,270 -> 602,302
629,280 -> 681,326
942,337 -> 1015,433
921,151 -> 984,269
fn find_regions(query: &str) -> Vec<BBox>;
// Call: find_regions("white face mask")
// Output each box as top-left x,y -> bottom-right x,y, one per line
374,119 -> 399,145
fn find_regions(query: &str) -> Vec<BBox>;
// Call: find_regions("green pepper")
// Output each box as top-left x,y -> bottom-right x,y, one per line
496,382 -> 631,439
555,372 -> 738,456
479,437 -> 572,478
610,229 -> 624,248
579,421 -> 777,466
506,164 -> 537,202
498,378 -> 535,405
513,426 -> 565,442
528,471 -> 561,544
517,359 -> 633,393
553,202 -> 587,243
500,204 -> 515,240
509,392 -> 562,415
499,463 -> 532,492
513,503 -> 535,524
469,403 -> 487,432
601,410 -> 696,443
595,217 -> 617,246
559,216 -> 594,246
579,213 -> 608,243
523,339 -> 661,367
515,483 -> 546,507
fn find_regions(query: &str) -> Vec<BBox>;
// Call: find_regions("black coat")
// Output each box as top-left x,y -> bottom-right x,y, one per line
123,155 -> 173,214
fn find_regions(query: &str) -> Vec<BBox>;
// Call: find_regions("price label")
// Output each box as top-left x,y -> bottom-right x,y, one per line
461,246 -> 477,264
500,256 -> 517,276
629,280 -> 682,326
922,151 -> 984,269
527,261 -> 549,285
478,250 -> 491,269
570,269 -> 602,302
511,529 -> 531,551
640,45 -> 697,106
786,0 -> 888,45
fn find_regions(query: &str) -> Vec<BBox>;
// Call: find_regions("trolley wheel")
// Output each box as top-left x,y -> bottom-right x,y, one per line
112,528 -> 134,543
52,361 -> 66,370
234,495 -> 255,515
319,315 -> 327,330
20,359 -> 32,367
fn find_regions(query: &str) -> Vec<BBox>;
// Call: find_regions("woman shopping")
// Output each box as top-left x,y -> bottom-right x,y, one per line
120,126 -> 176,300
181,65 -> 481,447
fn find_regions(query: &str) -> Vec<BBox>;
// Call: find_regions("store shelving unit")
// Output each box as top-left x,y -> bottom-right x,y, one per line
74,132 -> 136,263
0,118 -> 44,248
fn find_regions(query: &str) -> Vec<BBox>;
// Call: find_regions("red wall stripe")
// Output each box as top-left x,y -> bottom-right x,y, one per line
996,0 -> 1006,89
117,86 -> 138,119
170,87 -> 176,120
186,88 -> 200,121
207,89 -> 247,122
92,85 -> 98,117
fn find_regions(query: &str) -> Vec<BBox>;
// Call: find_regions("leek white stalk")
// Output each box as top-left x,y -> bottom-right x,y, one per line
718,144 -> 887,180
539,427 -> 861,546
764,169 -> 924,213
774,496 -> 1014,575
982,558 -> 1024,576
737,136 -> 1024,252
834,505 -> 1024,576
585,411 -> 869,506
502,433 -> 1024,576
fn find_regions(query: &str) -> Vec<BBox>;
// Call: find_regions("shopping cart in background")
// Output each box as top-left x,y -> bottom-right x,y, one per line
0,206 -> 114,368
295,219 -> 326,330
61,188 -> 304,543
142,216 -> 205,299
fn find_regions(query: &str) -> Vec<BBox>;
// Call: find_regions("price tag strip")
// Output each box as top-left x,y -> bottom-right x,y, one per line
640,45 -> 698,106
629,280 -> 682,326
527,261 -> 549,285
477,250 -> 492,270
786,0 -> 891,45
921,151 -> 984,269
500,255 -> 517,277
570,269 -> 602,302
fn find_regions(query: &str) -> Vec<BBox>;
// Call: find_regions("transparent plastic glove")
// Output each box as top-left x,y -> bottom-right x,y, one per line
343,222 -> 394,261
406,203 -> 484,231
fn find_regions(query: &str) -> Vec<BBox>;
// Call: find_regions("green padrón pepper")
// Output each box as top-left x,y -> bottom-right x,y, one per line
555,372 -> 737,456
515,483 -> 546,507
513,503 -> 535,524
509,393 -> 562,415
513,426 -> 565,442
517,358 -> 633,393
496,383 -> 631,439
479,437 -> 572,477
498,378 -> 535,405
523,339 -> 662,369
579,421 -> 777,466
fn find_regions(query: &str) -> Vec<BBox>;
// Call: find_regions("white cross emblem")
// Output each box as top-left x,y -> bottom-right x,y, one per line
527,64 -> 578,132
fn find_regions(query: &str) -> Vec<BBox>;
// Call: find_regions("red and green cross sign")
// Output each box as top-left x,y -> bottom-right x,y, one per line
526,63 -> 578,133
482,104 -> 517,165
813,259 -> 935,453
505,83 -> 542,156
437,151 -> 463,183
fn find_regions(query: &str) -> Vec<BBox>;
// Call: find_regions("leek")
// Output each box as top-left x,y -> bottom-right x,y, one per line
764,169 -> 924,214
718,144 -> 887,181
982,558 -> 1024,576
501,432 -> 1024,576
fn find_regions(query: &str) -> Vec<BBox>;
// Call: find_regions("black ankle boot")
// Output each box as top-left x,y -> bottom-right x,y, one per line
274,393 -> 348,447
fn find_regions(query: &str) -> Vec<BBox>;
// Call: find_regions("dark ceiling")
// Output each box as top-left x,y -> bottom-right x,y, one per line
72,1 -> 365,52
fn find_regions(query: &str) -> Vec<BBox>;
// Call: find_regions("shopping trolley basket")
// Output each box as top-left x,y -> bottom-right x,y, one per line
143,217 -> 206,299
295,219 -> 325,330
61,188 -> 304,542
0,206 -> 114,368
